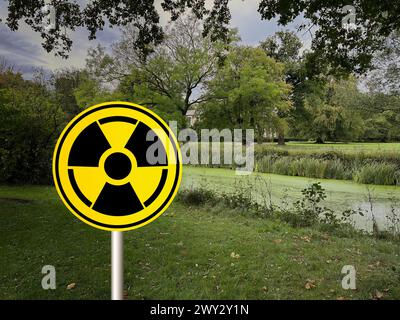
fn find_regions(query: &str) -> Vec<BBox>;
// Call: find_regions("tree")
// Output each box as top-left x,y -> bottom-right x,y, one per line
3,0 -> 229,58
198,46 -> 292,143
260,31 -> 302,65
53,68 -> 88,117
87,16 -> 228,118
0,67 -> 65,183
258,1 -> 400,75
4,1 -> 400,75
360,92 -> 400,141
367,31 -> 400,95
260,31 -> 302,144
303,78 -> 364,143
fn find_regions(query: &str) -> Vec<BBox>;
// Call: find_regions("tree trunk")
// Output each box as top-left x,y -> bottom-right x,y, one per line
315,137 -> 324,144
277,132 -> 285,145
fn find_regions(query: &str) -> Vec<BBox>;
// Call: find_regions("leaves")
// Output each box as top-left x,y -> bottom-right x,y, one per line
304,279 -> 316,290
373,289 -> 384,300
66,283 -> 76,290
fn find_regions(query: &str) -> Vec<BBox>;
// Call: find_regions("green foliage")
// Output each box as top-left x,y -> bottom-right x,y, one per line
259,31 -> 302,64
54,69 -> 87,117
177,187 -> 217,206
0,69 -> 65,184
302,78 -> 365,143
259,1 -> 399,75
86,17 -> 226,119
6,1 -> 400,78
368,31 -> 400,95
279,183 -> 361,228
198,45 -> 292,142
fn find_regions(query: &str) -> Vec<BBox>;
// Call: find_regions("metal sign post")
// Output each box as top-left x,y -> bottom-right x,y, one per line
111,231 -> 123,300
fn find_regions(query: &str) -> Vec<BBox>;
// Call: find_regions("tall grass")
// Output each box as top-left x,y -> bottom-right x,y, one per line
256,156 -> 353,181
353,163 -> 400,185
253,145 -> 400,185
187,143 -> 400,186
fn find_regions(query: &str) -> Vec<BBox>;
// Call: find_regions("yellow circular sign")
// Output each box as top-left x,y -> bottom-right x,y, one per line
53,101 -> 182,231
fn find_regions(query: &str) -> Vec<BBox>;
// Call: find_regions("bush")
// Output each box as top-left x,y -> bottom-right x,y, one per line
220,185 -> 259,212
177,187 -> 217,206
0,84 -> 65,184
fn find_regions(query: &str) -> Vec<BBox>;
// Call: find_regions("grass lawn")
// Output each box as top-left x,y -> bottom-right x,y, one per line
1,184 -> 399,300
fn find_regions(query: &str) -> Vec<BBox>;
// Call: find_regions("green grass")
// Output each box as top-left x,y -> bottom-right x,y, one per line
1,184 -> 400,299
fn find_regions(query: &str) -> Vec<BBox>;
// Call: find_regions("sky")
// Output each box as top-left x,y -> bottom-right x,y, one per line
0,0 -> 310,78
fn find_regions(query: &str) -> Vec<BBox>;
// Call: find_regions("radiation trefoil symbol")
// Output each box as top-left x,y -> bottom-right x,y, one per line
53,101 -> 182,231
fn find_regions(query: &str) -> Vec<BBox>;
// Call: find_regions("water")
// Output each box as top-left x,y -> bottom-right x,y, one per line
182,166 -> 400,233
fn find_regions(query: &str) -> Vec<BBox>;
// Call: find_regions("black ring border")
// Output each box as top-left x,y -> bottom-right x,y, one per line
54,103 -> 181,229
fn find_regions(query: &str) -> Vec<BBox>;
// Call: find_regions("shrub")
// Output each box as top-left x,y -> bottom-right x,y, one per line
0,72 -> 65,184
177,187 -> 217,206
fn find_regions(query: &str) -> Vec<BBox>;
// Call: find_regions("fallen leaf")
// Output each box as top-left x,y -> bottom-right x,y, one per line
305,279 -> 316,290
337,296 -> 346,300
67,283 -> 76,290
374,290 -> 384,300
273,239 -> 282,244
321,234 -> 330,241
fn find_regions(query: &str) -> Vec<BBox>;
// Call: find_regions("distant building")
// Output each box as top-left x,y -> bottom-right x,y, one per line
186,109 -> 198,127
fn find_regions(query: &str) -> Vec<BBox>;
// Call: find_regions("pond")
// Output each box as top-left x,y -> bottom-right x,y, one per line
182,166 -> 400,233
